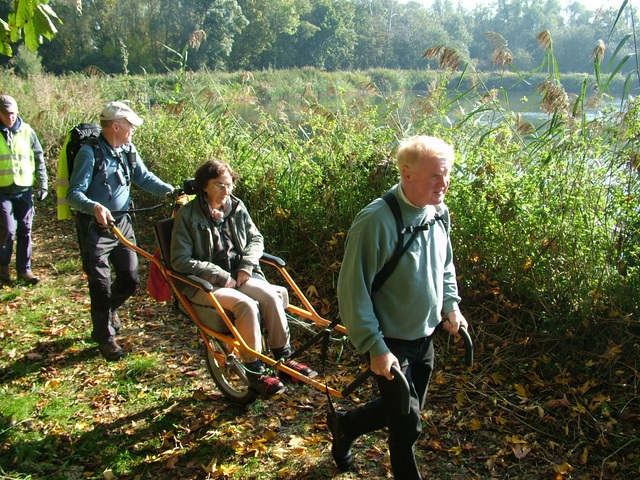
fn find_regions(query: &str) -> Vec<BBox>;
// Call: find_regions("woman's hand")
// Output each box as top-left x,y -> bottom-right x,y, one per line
236,270 -> 251,287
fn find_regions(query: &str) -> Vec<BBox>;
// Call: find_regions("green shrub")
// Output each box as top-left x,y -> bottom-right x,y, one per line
13,45 -> 43,78
0,65 -> 637,328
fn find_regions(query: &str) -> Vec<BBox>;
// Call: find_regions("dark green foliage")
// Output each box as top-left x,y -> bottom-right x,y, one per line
2,30 -> 639,332
5,0 -> 636,77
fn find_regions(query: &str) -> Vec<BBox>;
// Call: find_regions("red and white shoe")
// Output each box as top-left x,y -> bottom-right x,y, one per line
249,374 -> 286,397
280,359 -> 318,383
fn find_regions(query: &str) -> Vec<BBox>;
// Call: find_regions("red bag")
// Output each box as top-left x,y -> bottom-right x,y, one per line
147,248 -> 172,302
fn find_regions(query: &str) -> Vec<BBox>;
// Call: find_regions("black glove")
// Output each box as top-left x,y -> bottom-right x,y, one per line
36,189 -> 48,201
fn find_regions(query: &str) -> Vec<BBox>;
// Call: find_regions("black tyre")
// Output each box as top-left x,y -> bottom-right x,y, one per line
203,334 -> 258,405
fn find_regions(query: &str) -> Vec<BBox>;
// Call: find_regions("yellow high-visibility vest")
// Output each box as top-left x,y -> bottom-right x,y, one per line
56,134 -> 73,220
0,126 -> 35,188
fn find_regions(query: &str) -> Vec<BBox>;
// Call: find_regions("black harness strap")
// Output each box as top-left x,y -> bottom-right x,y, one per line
96,142 -> 136,203
372,191 -> 445,292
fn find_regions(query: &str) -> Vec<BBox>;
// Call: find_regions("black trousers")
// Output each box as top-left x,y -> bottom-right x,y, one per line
343,335 -> 435,480
74,213 -> 139,343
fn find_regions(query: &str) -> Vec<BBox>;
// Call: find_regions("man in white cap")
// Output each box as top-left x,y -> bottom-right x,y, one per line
67,101 -> 174,361
0,94 -> 48,286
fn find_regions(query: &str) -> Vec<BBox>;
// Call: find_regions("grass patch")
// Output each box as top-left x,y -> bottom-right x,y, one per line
118,354 -> 163,382
1,59 -> 639,477
0,393 -> 39,426
52,259 -> 81,275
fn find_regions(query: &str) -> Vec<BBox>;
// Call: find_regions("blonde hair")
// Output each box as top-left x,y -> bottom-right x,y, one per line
397,135 -> 455,170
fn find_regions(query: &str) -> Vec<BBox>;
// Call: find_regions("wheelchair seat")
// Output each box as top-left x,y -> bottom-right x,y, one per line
154,217 -> 175,275
153,216 -> 288,332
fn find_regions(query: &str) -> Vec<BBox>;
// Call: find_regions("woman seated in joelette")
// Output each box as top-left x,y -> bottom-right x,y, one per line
170,159 -> 317,397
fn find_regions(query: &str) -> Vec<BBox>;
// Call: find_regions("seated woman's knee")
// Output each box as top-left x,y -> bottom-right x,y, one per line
235,296 -> 259,319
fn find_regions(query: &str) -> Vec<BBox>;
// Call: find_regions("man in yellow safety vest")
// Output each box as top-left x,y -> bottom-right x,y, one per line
0,94 -> 48,286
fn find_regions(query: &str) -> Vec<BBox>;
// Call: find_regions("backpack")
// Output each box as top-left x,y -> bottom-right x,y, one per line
56,123 -> 137,220
56,123 -> 103,220
371,191 -> 447,292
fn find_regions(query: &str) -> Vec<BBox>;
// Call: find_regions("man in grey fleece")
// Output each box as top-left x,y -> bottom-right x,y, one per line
330,135 -> 469,479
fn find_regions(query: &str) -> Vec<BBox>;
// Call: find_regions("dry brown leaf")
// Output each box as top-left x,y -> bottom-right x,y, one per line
165,456 -> 179,469
599,344 -> 622,360
489,372 -> 507,385
513,383 -> 529,398
102,469 -> 116,480
468,418 -> 483,430
546,394 -> 570,408
551,461 -> 575,474
512,444 -> 531,460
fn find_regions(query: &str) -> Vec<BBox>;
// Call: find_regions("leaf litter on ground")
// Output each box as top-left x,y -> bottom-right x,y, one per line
0,203 -> 639,479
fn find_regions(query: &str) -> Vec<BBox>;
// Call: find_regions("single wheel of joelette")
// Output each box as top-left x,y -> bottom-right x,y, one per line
204,334 -> 258,405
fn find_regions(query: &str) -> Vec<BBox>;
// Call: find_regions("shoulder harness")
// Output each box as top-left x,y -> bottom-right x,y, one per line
371,191 -> 447,292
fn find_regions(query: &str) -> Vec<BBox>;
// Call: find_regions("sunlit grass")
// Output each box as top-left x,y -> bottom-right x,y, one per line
1,20 -> 639,477
0,391 -> 39,425
119,354 -> 162,382
53,259 -> 81,275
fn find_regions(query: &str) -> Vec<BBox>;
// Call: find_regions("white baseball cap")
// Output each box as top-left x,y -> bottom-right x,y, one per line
100,101 -> 143,126
0,94 -> 18,114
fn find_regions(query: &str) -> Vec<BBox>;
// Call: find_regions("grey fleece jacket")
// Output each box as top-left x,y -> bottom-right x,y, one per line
170,193 -> 264,298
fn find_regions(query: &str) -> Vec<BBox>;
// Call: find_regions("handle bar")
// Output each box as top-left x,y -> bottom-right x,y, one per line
341,365 -> 410,416
340,325 -> 473,414
459,326 -> 473,366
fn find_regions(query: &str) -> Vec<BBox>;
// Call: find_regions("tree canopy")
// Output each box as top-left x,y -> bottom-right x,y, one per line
0,0 -> 60,56
0,0 -> 636,77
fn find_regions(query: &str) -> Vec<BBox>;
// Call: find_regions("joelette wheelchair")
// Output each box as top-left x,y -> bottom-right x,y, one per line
109,185 -> 472,408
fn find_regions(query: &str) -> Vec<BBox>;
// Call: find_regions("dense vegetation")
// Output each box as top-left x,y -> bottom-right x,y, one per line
3,34 -> 638,328
0,0 -> 637,78
1,4 -> 639,479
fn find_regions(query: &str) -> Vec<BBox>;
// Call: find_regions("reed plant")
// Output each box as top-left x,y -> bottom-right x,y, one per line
419,26 -> 640,335
1,24 -> 639,480
0,50 -> 637,330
